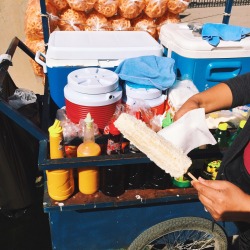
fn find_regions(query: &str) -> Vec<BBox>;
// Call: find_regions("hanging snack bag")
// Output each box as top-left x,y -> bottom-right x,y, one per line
109,15 -> 131,31
85,10 -> 111,30
167,0 -> 190,14
48,0 -> 69,11
58,8 -> 87,31
66,0 -> 97,12
94,0 -> 118,17
144,0 -> 168,18
118,0 -> 145,19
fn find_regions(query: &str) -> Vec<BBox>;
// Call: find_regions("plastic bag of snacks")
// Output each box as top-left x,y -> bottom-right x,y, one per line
109,15 -> 131,31
58,8 -> 87,30
48,0 -> 69,11
25,0 -> 58,40
118,0 -> 145,19
25,39 -> 45,77
132,14 -> 158,39
66,0 -> 97,12
166,0 -> 190,14
85,10 -> 111,30
144,0 -> 168,18
94,0 -> 118,17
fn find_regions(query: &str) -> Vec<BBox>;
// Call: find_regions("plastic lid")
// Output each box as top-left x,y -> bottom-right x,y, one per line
48,119 -> 62,136
218,122 -> 228,131
125,83 -> 162,100
239,119 -> 247,129
67,68 -> 119,94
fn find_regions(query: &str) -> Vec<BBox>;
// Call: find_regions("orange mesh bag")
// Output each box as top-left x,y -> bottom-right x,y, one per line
166,0 -> 190,14
132,14 -> 157,39
109,15 -> 131,30
118,0 -> 145,19
66,0 -> 97,12
48,0 -> 69,11
25,39 -> 45,77
94,0 -> 118,17
85,10 -> 111,30
155,11 -> 180,35
58,8 -> 87,31
25,0 -> 59,40
144,0 -> 168,18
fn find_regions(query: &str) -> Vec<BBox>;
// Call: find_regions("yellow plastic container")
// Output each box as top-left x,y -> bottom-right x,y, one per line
77,113 -> 101,195
47,119 -> 74,201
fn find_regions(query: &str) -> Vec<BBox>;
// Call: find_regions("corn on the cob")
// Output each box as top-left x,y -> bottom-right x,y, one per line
114,113 -> 192,178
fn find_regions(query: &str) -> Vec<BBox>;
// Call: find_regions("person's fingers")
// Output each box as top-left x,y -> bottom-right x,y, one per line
191,180 -> 219,203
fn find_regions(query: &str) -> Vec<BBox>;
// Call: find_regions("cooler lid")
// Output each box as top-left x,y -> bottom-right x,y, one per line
159,23 -> 250,58
67,68 -> 119,94
46,31 -> 163,60
64,84 -> 122,106
125,83 -> 162,100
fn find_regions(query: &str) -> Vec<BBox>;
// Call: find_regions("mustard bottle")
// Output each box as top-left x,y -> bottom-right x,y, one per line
47,119 -> 74,201
77,113 -> 101,195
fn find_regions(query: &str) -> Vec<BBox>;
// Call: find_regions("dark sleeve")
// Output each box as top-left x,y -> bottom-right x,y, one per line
224,72 -> 250,108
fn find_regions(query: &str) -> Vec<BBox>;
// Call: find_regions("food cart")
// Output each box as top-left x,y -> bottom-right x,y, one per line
1,0 -> 246,248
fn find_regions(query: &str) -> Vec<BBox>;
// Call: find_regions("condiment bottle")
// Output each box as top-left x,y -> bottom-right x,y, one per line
214,122 -> 230,150
228,119 -> 246,146
47,119 -> 74,201
100,121 -> 125,197
77,113 -> 101,195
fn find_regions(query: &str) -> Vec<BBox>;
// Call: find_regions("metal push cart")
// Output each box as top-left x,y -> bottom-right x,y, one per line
0,0 -> 243,249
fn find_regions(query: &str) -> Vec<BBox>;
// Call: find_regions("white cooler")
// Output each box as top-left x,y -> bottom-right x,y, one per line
159,23 -> 250,91
36,31 -> 163,108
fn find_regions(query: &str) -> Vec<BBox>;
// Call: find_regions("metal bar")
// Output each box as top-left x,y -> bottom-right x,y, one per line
40,0 -> 49,51
222,0 -> 234,24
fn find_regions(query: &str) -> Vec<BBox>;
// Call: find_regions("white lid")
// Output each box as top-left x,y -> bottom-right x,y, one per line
46,31 -> 163,61
125,84 -> 162,100
64,84 -> 122,106
159,23 -> 250,58
124,95 -> 166,108
67,68 -> 119,94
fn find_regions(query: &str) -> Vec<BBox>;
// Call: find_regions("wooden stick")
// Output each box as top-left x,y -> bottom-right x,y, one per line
187,172 -> 198,182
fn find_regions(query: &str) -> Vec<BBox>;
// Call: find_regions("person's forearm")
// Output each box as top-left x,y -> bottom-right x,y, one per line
190,83 -> 233,114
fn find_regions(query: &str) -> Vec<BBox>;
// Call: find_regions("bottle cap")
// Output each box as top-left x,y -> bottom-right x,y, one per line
162,112 -> 173,128
48,119 -> 63,136
239,120 -> 247,129
109,120 -> 120,135
218,122 -> 228,131
84,113 -> 94,129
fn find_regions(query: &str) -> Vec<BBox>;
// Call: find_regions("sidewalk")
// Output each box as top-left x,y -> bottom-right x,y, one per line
181,5 -> 250,27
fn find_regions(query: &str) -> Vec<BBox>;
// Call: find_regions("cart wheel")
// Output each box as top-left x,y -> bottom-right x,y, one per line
128,216 -> 228,250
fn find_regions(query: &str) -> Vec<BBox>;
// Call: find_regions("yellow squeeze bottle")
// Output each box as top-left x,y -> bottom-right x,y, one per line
77,113 -> 101,195
47,119 -> 74,201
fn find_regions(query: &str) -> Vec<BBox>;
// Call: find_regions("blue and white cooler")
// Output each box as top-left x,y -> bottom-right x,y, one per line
159,23 -> 250,91
36,31 -> 163,108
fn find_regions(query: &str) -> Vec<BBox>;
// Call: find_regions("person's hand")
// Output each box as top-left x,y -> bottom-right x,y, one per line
192,177 -> 250,222
173,99 -> 200,121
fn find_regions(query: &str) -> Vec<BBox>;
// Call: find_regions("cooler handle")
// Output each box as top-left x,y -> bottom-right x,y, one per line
35,51 -> 47,73
206,61 -> 242,82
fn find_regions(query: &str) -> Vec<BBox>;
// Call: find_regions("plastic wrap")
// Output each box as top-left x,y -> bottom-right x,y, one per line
132,14 -> 158,39
94,0 -> 118,17
144,0 -> 168,18
118,0 -> 145,19
25,39 -> 45,77
109,15 -> 131,31
48,0 -> 69,11
58,8 -> 87,31
85,10 -> 111,30
167,0 -> 190,14
25,0 -> 58,40
66,0 -> 97,12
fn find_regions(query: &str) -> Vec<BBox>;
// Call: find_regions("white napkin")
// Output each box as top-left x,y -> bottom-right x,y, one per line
157,108 -> 217,154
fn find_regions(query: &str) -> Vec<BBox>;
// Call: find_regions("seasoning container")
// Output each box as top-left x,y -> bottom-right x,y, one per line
77,113 -> 101,195
47,119 -> 74,201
